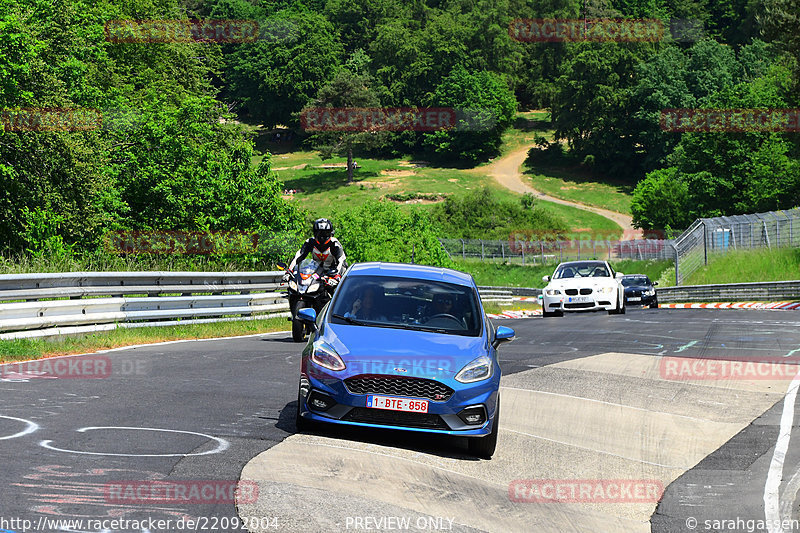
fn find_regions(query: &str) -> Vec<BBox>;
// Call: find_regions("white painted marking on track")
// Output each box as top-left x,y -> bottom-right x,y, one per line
764,369 -> 800,532
675,340 -> 699,353
39,426 -> 230,457
0,414 -> 39,440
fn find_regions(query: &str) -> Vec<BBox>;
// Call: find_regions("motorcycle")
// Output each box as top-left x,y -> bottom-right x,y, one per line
276,257 -> 339,342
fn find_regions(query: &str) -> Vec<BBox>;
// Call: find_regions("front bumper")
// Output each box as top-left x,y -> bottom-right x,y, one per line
298,372 -> 500,436
542,292 -> 616,312
624,292 -> 657,306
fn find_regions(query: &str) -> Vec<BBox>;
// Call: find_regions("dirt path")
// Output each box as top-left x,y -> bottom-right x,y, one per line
480,146 -> 642,237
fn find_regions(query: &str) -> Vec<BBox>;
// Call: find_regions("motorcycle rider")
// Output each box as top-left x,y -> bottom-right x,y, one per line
284,218 -> 347,293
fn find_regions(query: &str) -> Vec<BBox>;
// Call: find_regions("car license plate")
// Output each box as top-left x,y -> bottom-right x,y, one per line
628,297 -> 641,302
569,296 -> 591,303
367,395 -> 428,413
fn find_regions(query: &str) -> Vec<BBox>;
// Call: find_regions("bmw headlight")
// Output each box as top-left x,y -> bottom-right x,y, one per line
598,286 -> 614,294
455,355 -> 493,383
645,288 -> 656,296
545,289 -> 561,296
311,342 -> 346,371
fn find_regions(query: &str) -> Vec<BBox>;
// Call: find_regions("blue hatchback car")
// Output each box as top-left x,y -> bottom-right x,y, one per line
294,262 -> 515,458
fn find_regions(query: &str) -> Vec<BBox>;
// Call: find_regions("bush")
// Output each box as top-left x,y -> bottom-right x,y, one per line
333,200 -> 453,267
430,187 -> 567,240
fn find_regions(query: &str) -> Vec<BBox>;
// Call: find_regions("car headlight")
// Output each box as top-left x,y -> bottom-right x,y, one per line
455,355 -> 493,383
545,289 -> 561,296
311,342 -> 346,371
598,286 -> 614,294
645,288 -> 656,295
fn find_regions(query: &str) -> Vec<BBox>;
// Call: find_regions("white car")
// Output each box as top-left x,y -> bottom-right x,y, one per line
540,260 -> 626,317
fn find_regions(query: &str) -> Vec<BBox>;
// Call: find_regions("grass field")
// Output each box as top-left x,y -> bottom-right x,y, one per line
0,317 -> 288,360
682,247 -> 800,286
522,165 -> 634,214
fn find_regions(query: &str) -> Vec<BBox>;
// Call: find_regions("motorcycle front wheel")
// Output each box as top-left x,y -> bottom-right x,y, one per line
291,300 -> 310,342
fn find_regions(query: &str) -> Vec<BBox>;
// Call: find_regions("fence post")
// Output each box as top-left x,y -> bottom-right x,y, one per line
702,221 -> 708,265
501,242 -> 505,261
480,240 -> 485,260
460,239 -> 465,259
521,247 -> 525,265
540,241 -> 545,265
671,242 -> 680,286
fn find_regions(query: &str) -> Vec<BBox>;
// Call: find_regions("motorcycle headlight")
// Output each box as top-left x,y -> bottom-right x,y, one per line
545,289 -> 561,296
455,355 -> 493,383
311,342 -> 346,371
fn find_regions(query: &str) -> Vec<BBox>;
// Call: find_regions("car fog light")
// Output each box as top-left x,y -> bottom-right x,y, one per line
307,391 -> 335,412
458,406 -> 487,425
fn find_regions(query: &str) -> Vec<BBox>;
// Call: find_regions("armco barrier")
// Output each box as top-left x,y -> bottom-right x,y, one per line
0,272 -> 532,340
655,280 -> 800,303
0,271 -> 289,340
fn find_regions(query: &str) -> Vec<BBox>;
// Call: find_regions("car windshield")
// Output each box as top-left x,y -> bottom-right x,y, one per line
622,276 -> 650,287
553,262 -> 610,279
329,275 -> 482,336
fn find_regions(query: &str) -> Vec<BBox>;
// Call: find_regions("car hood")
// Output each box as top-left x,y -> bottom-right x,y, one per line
624,284 -> 652,291
322,323 -> 488,378
547,277 -> 617,289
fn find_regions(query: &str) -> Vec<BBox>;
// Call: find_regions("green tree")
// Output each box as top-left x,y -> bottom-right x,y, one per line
630,167 -> 692,230
302,68 -> 386,183
423,66 -> 517,164
226,8 -> 344,127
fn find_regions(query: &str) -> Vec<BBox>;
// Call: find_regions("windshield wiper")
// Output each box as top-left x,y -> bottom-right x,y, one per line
332,313 -> 368,326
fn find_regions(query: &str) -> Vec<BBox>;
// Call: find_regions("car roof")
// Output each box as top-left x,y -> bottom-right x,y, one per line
346,262 -> 475,286
622,274 -> 649,278
556,260 -> 608,267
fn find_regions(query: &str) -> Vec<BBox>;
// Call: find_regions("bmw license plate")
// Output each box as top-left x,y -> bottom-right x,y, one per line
367,395 -> 428,413
628,297 -> 641,302
569,296 -> 591,303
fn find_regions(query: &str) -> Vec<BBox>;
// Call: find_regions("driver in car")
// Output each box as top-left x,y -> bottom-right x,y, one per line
423,293 -> 466,328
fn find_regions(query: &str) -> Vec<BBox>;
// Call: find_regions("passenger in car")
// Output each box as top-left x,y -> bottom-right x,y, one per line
346,285 -> 387,321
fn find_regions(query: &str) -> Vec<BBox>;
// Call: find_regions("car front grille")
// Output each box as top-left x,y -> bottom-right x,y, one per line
344,375 -> 454,401
564,302 -> 595,309
343,408 -> 449,430
565,288 -> 594,295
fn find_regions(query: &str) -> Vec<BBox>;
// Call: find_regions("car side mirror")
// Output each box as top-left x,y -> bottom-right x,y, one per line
653,281 -> 659,286
542,275 -> 550,282
493,326 -> 515,349
297,308 -> 317,330
615,272 -> 624,279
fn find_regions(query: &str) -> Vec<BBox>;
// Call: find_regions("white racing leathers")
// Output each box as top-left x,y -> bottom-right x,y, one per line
288,237 -> 347,277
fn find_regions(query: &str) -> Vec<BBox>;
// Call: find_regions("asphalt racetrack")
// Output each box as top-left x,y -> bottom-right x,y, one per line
2,308 -> 800,533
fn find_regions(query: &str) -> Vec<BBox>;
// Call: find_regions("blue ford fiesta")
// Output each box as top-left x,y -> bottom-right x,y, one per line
294,262 -> 515,458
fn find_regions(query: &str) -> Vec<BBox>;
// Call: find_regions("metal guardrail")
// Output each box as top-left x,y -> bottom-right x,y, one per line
0,271 -> 289,340
656,280 -> 800,303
